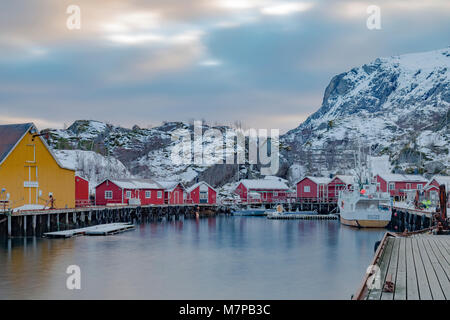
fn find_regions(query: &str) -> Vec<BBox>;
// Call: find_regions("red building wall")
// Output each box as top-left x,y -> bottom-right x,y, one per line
137,188 -> 165,205
189,185 -> 217,204
376,175 -> 427,197
296,178 -> 318,199
234,183 -> 287,203
95,180 -> 124,206
75,176 -> 89,200
167,185 -> 184,204
327,177 -> 350,201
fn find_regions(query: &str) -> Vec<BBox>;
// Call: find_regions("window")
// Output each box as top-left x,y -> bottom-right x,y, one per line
105,191 -> 113,199
417,184 -> 423,190
145,191 -> 151,198
274,192 -> 278,197
126,191 -> 131,198
157,191 -> 162,199
304,186 -> 310,193
406,183 -> 411,190
389,183 -> 395,191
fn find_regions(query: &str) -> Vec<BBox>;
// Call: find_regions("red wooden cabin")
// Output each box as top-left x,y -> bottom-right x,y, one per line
186,181 -> 217,204
375,174 -> 427,198
424,175 -> 450,202
156,181 -> 185,204
234,178 -> 289,203
296,176 -> 330,202
95,179 -> 164,206
327,175 -> 354,202
75,175 -> 90,207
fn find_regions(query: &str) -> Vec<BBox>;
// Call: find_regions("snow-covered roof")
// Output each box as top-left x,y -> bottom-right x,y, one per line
377,173 -> 426,183
297,176 -> 331,185
332,175 -> 355,185
425,175 -> 450,189
239,179 -> 289,190
105,179 -> 163,189
155,181 -> 184,191
186,181 -> 216,193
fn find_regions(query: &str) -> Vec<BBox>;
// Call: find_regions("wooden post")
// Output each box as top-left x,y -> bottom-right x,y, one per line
23,215 -> 27,236
7,214 -> 11,238
439,184 -> 447,221
47,214 -> 50,230
32,215 -> 36,236
56,214 -> 60,231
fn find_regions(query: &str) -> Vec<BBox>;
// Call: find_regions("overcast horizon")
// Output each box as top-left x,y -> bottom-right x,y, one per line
0,0 -> 449,133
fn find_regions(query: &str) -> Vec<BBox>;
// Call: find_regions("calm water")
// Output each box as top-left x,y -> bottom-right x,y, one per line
0,216 -> 385,300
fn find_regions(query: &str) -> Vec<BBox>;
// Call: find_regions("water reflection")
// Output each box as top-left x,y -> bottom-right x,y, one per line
0,216 -> 385,299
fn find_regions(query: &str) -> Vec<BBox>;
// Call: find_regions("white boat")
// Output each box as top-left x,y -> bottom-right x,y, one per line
338,182 -> 392,228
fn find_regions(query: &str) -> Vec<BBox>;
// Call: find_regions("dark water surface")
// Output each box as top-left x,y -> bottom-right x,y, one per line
0,216 -> 385,299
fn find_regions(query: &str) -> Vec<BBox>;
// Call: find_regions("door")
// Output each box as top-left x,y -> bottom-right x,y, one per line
24,165 -> 39,204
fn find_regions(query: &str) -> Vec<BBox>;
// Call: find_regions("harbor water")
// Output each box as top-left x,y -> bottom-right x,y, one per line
0,215 -> 385,299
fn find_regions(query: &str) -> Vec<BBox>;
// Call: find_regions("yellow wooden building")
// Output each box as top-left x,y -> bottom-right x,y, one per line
0,123 -> 75,210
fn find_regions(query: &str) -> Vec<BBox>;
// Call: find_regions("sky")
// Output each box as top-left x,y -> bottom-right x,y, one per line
0,0 -> 449,133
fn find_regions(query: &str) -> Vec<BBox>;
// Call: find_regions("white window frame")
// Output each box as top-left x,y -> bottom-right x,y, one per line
145,190 -> 151,198
126,190 -> 131,198
157,191 -> 162,199
105,190 -> 113,199
304,186 -> 310,193
406,183 -> 411,190
417,184 -> 423,190
389,183 -> 395,191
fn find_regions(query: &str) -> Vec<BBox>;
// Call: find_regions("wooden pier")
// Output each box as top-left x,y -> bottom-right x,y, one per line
0,203 -> 229,238
44,223 -> 135,238
354,232 -> 450,300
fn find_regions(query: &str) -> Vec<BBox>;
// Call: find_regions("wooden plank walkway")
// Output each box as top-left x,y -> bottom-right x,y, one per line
43,223 -> 135,238
359,233 -> 450,300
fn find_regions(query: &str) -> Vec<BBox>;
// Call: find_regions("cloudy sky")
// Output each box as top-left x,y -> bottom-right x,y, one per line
0,0 -> 449,133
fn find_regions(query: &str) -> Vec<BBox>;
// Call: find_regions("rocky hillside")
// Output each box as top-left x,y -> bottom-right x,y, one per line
44,120 -> 258,187
282,47 -> 450,182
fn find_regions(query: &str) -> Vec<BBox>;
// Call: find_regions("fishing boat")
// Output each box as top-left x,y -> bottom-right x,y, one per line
338,179 -> 392,228
337,146 -> 393,228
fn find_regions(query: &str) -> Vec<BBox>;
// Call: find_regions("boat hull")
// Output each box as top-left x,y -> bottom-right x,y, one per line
339,216 -> 390,228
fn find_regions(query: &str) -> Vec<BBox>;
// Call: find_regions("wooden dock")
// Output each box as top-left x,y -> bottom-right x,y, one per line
354,232 -> 450,300
43,223 -> 135,238
267,213 -> 338,220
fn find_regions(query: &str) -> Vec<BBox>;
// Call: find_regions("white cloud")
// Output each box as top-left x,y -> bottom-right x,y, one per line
260,2 -> 314,15
199,59 -> 222,67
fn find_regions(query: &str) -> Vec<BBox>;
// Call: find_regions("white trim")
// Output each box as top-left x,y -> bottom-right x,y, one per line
105,190 -> 113,199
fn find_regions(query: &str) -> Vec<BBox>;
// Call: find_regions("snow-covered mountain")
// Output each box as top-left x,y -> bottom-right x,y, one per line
282,47 -> 450,182
44,48 -> 449,187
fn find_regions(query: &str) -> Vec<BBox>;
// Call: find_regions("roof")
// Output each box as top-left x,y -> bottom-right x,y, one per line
297,176 -> 331,185
155,181 -> 184,192
103,178 -> 163,190
377,173 -> 426,183
331,175 -> 355,185
186,181 -> 216,193
425,175 -> 450,189
0,123 -> 33,164
0,122 -> 73,171
238,179 -> 289,190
